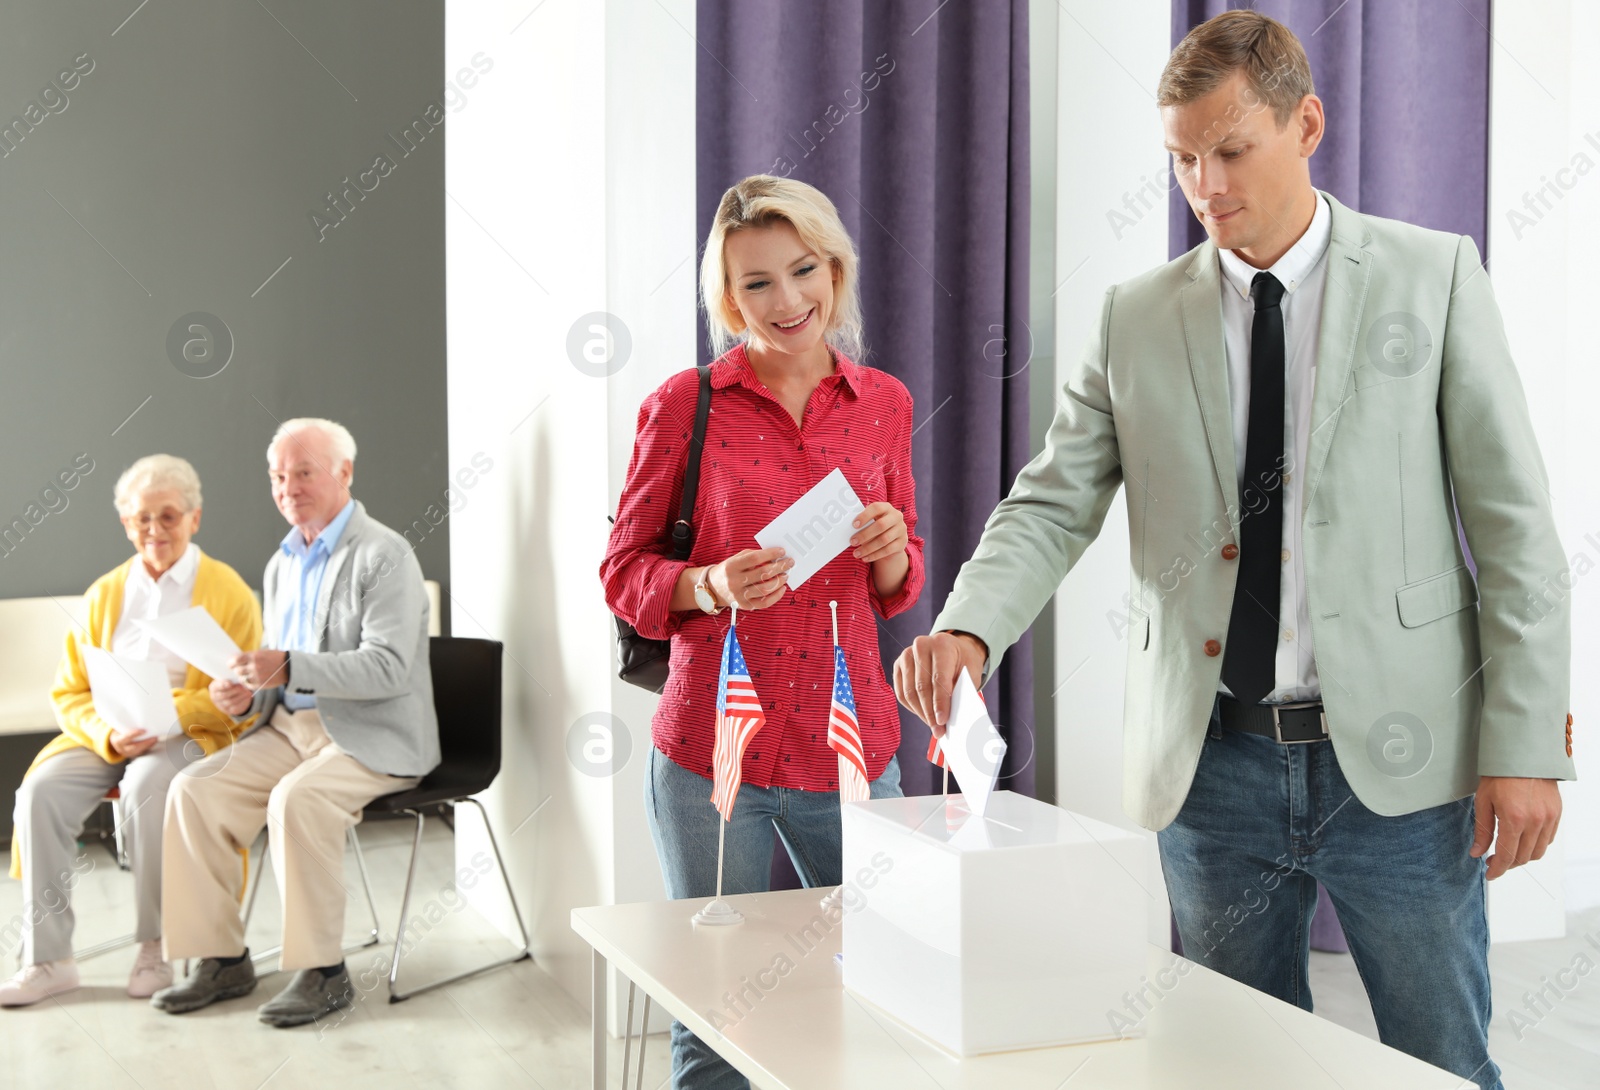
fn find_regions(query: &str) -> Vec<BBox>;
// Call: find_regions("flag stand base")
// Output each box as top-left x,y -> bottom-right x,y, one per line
692,899 -> 744,926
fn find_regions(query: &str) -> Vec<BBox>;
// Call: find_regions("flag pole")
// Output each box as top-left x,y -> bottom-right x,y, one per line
715,816 -> 726,900
717,603 -> 735,904
820,600 -> 847,913
694,602 -> 744,926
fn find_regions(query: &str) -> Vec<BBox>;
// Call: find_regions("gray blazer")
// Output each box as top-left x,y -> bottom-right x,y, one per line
246,500 -> 440,777
936,192 -> 1574,830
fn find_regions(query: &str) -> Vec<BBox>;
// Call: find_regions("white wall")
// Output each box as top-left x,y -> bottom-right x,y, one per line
445,0 -> 692,1034
439,2 -> 1593,1038
1046,0 -> 1175,946
1488,0 -> 1600,920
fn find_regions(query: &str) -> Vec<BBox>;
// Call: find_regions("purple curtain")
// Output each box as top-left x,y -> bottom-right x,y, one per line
695,1 -> 1034,889
1167,0 -> 1492,954
1169,0 -> 1490,260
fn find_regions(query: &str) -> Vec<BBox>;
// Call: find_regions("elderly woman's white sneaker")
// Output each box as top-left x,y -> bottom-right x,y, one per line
127,940 -> 172,999
0,960 -> 80,1007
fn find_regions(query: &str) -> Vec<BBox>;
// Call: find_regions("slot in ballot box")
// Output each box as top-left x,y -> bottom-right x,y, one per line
841,790 -> 1148,1056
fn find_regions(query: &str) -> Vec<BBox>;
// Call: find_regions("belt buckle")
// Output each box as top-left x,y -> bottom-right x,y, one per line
1272,700 -> 1327,744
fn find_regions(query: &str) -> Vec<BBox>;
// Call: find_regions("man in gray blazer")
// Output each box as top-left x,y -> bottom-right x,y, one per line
895,13 -> 1571,1090
154,417 -> 439,1027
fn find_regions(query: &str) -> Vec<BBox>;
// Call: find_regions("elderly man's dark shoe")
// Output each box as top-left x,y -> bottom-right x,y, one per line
258,964 -> 354,1028
150,952 -> 257,1013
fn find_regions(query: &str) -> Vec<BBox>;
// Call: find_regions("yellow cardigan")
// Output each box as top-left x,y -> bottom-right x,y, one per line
8,551 -> 262,879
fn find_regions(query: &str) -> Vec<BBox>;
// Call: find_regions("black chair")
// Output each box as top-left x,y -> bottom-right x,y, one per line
368,635 -> 530,1001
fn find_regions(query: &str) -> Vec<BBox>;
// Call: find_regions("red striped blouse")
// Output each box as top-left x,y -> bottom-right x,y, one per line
601,344 -> 924,791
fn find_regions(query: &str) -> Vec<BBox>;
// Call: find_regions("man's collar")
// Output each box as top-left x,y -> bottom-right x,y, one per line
709,342 -> 862,397
1217,191 -> 1332,301
280,497 -> 357,559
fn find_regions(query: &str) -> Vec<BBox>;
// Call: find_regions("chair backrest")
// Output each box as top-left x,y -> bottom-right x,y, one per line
428,636 -> 503,793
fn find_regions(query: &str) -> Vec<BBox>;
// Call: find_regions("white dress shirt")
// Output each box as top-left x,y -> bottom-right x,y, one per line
1216,193 -> 1331,704
111,543 -> 201,688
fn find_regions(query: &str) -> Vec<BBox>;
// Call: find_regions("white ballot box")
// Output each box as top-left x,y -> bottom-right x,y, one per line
841,790 -> 1149,1056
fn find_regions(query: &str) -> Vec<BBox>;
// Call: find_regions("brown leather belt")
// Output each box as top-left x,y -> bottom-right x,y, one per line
1218,695 -> 1328,744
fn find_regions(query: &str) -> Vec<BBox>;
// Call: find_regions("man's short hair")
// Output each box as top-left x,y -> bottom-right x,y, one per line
1157,10 -> 1314,129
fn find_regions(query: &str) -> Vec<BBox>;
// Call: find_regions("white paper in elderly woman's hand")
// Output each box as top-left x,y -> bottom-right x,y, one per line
83,646 -> 181,739
135,605 -> 244,684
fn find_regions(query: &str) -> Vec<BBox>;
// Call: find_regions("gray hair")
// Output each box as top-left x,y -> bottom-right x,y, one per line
114,454 -> 203,515
267,417 -> 358,474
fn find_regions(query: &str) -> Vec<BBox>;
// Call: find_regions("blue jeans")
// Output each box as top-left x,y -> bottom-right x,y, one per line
1158,705 -> 1498,1090
644,745 -> 903,1090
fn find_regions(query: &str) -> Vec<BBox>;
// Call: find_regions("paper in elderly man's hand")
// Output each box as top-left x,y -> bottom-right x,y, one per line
137,606 -> 244,684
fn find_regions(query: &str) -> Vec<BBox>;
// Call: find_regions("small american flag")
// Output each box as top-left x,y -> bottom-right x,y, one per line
927,733 -> 947,769
828,645 -> 870,802
710,624 -> 765,822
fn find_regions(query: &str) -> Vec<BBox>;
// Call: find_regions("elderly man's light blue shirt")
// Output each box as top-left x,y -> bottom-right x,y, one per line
279,498 -> 356,709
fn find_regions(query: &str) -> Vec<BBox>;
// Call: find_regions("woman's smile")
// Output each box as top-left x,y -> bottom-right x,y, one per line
773,308 -> 814,334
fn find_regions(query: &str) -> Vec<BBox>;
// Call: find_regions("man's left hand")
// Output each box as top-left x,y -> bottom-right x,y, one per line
231,650 -> 290,691
1471,776 -> 1562,880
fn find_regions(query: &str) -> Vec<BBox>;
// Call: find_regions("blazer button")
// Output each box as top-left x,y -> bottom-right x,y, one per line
1204,639 -> 1221,657
1221,544 -> 1239,561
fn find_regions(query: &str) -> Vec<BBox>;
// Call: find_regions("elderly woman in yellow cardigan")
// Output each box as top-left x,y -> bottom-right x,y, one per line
2,455 -> 260,1008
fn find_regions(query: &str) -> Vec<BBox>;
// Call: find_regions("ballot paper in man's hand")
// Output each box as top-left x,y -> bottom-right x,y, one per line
754,467 -> 867,589
136,606 -> 244,684
83,646 -> 181,740
942,668 -> 1008,817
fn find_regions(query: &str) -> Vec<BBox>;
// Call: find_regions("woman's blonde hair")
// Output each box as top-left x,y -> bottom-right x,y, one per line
700,175 -> 864,360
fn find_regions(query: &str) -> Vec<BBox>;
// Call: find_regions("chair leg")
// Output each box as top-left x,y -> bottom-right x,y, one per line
247,827 -> 385,967
73,933 -> 137,961
241,833 -> 266,931
346,825 -> 381,949
110,795 -> 131,871
387,796 -> 531,1002
636,994 -> 650,1090
621,979 -> 636,1090
386,809 -> 428,1000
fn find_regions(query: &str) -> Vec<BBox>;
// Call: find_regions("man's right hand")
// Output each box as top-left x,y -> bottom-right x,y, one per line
210,677 -> 254,716
893,631 -> 987,736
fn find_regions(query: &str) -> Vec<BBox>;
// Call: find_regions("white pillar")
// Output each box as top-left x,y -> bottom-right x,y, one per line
1046,0 -> 1174,945
1486,0 -> 1599,934
445,0 -> 695,1031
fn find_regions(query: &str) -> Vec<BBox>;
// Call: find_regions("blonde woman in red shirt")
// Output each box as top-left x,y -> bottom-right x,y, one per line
602,175 -> 924,1089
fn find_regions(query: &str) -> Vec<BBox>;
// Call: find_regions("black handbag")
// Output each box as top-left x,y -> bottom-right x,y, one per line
612,364 -> 712,691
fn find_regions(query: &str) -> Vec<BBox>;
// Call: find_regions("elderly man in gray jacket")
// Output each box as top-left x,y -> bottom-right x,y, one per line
153,418 -> 439,1027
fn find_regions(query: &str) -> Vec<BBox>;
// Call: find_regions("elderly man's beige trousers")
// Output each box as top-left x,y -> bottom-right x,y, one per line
162,707 -> 418,970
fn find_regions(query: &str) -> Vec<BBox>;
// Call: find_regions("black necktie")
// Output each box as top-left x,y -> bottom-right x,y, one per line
1222,271 -> 1286,706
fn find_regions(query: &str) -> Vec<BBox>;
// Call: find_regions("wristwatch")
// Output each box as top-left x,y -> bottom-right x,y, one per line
693,567 -> 723,614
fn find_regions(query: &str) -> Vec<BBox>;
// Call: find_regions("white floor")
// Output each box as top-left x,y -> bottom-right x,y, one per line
1,817 -> 1595,1090
0,817 -> 672,1090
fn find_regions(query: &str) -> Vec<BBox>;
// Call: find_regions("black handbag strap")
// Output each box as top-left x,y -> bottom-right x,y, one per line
669,365 -> 712,560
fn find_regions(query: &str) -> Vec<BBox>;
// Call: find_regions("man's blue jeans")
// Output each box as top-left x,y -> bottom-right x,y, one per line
1158,706 -> 1499,1090
644,745 -> 903,1090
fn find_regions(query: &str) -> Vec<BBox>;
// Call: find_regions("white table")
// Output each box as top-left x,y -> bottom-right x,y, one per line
571,888 -> 1463,1089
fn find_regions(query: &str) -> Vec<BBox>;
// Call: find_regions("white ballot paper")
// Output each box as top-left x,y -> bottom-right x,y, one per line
83,646 -> 181,740
754,467 -> 866,589
136,606 -> 244,683
942,669 -> 1008,817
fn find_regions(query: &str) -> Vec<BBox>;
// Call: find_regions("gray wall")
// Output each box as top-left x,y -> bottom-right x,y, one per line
0,1 -> 449,604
